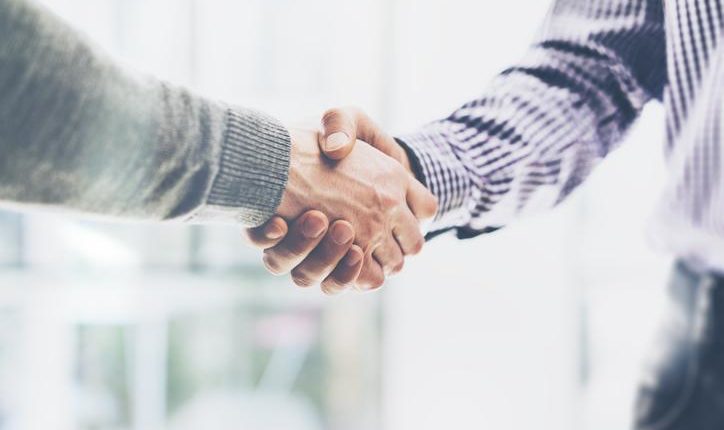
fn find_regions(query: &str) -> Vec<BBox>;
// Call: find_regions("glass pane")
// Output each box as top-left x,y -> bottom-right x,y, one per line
0,212 -> 21,267
3,1 -> 387,429
195,226 -> 260,269
165,298 -> 382,430
166,308 -> 254,418
74,325 -> 132,430
0,309 -> 20,429
22,215 -> 192,270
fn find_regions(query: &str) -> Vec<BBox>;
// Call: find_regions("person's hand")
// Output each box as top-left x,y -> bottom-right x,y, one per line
244,210 -> 366,294
247,108 -> 437,294
319,107 -> 412,168
251,125 -> 436,292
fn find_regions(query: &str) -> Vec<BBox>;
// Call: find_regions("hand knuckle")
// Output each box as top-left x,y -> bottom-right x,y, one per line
373,187 -> 398,213
321,278 -> 340,290
369,276 -> 385,290
410,238 -> 425,255
384,258 -> 404,275
291,268 -> 317,288
273,244 -> 305,262
244,230 -> 267,247
322,108 -> 342,125
428,197 -> 440,216
263,254 -> 284,275
392,259 -> 405,274
360,271 -> 385,291
322,278 -> 348,293
242,229 -> 255,242
292,265 -> 319,287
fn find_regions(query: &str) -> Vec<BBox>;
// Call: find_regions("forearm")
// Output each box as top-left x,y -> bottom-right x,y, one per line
0,0 -> 290,226
399,0 -> 666,239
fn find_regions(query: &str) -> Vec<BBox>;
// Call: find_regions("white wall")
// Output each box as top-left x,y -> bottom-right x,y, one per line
8,1 -> 674,429
382,1 -> 670,430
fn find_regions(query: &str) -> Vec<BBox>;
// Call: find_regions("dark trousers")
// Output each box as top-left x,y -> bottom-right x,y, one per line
635,262 -> 724,429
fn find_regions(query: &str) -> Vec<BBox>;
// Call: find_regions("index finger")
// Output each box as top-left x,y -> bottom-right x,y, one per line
406,178 -> 439,221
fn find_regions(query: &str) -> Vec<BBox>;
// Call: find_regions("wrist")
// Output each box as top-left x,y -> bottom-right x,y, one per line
276,128 -> 321,219
398,145 -> 413,176
395,137 -> 427,187
202,108 -> 291,226
277,184 -> 304,219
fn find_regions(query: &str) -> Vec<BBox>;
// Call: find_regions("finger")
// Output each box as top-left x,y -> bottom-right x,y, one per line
263,211 -> 329,275
354,251 -> 387,292
320,107 -> 359,160
393,210 -> 426,256
372,240 -> 405,277
290,221 -> 355,288
321,107 -> 408,163
244,216 -> 289,249
321,245 -> 364,295
406,177 -> 438,221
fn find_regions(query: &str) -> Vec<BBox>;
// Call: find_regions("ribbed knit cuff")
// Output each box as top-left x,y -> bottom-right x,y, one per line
205,108 -> 291,227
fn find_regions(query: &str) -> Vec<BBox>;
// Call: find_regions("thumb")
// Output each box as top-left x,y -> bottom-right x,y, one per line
320,107 -> 359,160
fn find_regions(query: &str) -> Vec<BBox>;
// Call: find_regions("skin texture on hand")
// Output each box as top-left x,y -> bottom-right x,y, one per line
246,108 -> 437,294
244,210 -> 365,294
264,125 -> 435,291
320,108 -> 413,171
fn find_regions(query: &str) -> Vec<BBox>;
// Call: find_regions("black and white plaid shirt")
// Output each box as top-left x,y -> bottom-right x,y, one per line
400,0 -> 724,271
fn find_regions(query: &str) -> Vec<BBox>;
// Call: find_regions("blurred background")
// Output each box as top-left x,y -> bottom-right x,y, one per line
0,0 -> 673,429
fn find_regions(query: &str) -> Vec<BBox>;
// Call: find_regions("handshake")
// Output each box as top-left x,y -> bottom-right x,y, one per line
245,107 -> 438,295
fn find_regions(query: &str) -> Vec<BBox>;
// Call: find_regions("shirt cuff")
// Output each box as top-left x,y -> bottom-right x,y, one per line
200,108 -> 291,227
396,125 -> 474,235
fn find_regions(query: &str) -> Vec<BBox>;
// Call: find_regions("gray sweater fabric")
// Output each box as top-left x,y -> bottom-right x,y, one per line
0,0 -> 291,227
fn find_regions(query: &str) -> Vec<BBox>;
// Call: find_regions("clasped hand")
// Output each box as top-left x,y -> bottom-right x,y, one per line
245,108 -> 437,294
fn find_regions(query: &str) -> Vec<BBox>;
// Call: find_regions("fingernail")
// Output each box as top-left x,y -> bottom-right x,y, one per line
303,216 -> 327,239
325,132 -> 349,152
265,223 -> 284,240
331,224 -> 354,245
345,250 -> 364,267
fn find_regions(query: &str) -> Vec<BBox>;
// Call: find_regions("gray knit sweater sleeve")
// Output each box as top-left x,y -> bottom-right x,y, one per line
0,0 -> 291,227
